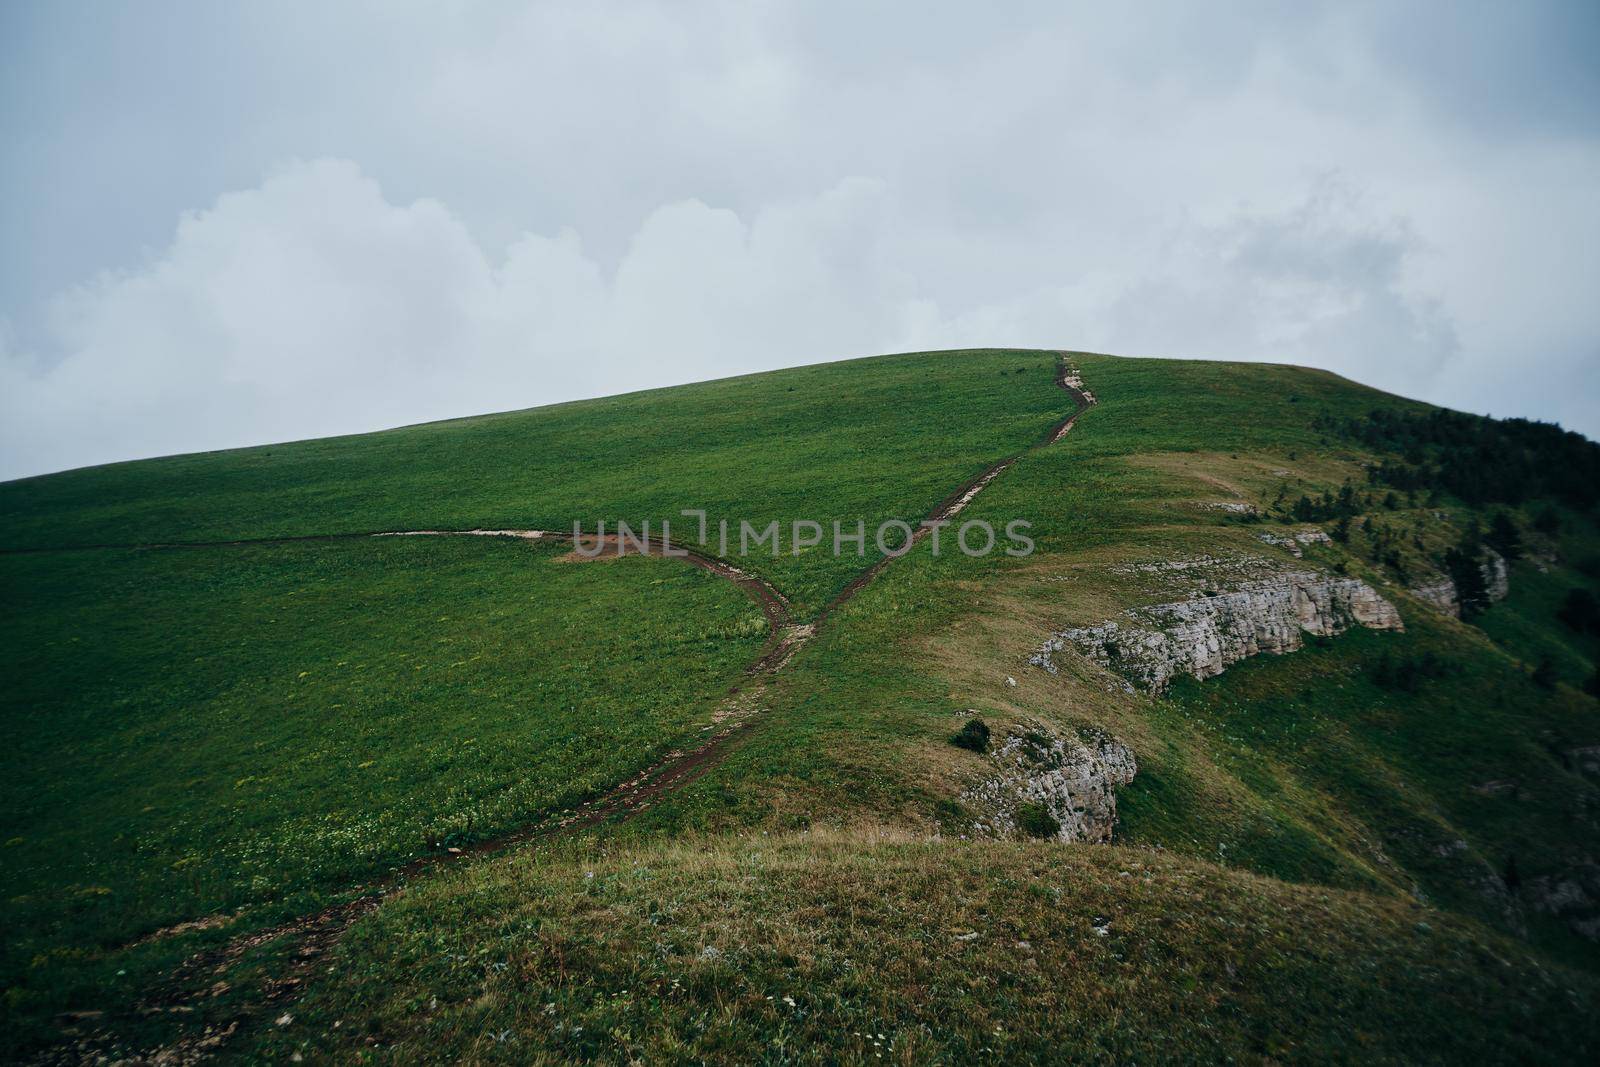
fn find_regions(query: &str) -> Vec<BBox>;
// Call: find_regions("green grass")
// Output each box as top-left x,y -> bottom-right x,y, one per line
0,535 -> 763,1041
0,349 -> 1081,1053
1143,622 -> 1600,961
253,830 -> 1600,1064
4,347 -> 1599,1061
1475,553 -> 1599,689
0,349 -> 1072,616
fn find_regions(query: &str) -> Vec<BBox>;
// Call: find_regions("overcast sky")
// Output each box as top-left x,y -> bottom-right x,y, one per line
2,1 -> 1597,480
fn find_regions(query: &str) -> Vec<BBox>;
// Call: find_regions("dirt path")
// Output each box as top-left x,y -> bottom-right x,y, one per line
816,356 -> 1095,622
32,354 -> 1096,1064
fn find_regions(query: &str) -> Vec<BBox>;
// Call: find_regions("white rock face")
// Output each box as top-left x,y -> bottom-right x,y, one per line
1256,528 -> 1332,558
1110,554 -> 1271,576
1484,549 -> 1511,600
963,726 -> 1137,843
1410,578 -> 1459,615
1032,572 -> 1403,692
1408,548 -> 1509,618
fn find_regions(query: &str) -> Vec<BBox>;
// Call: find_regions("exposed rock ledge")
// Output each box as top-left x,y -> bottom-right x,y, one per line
1031,572 -> 1403,693
963,725 -> 1137,843
1409,548 -> 1509,618
1256,528 -> 1332,558
1527,859 -> 1600,942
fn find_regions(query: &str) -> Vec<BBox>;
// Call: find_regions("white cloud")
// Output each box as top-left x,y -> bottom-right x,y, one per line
0,161 -> 928,477
1,160 -> 1488,480
2,2 -> 1597,478
1096,181 -> 1460,387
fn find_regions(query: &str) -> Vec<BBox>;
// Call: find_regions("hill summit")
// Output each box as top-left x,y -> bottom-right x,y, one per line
4,349 -> 1598,1062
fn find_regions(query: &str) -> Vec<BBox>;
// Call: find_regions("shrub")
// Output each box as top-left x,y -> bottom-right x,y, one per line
1015,802 -> 1060,839
1372,651 -> 1447,692
949,718 -> 991,753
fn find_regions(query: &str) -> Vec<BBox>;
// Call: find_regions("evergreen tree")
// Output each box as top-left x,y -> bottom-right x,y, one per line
1485,512 -> 1523,561
1445,525 -> 1490,618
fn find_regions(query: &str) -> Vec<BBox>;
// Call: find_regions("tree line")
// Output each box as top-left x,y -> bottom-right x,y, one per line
1317,407 -> 1600,510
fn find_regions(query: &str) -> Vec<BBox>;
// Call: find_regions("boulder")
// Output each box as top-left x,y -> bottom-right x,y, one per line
963,725 -> 1137,844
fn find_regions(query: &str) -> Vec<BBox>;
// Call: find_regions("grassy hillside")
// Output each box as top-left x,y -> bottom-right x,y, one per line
0,537 -> 764,1042
0,349 -> 1071,615
4,348 -> 1598,1061
619,352 -> 1598,959
252,831 -> 1599,1065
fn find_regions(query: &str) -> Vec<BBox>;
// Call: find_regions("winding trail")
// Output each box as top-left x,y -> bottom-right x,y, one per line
817,358 -> 1094,623
32,354 -> 1097,1064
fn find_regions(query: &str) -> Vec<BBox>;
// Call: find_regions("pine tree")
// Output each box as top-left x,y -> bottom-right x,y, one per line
1445,525 -> 1491,619
1485,512 -> 1523,561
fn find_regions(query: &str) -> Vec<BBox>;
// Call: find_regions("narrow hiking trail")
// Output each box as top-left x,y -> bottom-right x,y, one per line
30,355 -> 1097,1064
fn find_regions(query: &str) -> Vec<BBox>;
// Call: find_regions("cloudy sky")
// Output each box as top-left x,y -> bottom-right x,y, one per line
2,1 -> 1597,480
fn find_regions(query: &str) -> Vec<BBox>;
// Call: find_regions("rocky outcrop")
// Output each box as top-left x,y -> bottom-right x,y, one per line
963,725 -> 1136,843
1111,554 -> 1270,577
1061,368 -> 1096,404
1484,549 -> 1510,600
1409,549 -> 1509,618
1527,859 -> 1600,942
1256,528 -> 1332,558
1425,836 -> 1528,935
1409,577 -> 1460,615
1032,572 -> 1403,693
1568,745 -> 1600,779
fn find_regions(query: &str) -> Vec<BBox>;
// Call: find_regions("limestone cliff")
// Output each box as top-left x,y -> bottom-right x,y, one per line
1032,572 -> 1403,693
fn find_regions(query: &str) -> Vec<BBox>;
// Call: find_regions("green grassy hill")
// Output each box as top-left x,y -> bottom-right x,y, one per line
3,349 -> 1597,1062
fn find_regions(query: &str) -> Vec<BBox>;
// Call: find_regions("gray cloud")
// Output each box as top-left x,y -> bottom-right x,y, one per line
2,1 -> 1596,478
